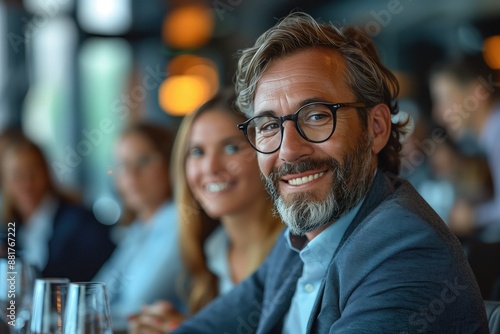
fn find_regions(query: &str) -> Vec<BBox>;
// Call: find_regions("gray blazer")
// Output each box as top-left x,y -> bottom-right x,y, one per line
173,171 -> 489,333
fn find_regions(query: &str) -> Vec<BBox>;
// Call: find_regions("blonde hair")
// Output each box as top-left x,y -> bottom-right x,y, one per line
235,12 -> 406,174
171,90 -> 282,314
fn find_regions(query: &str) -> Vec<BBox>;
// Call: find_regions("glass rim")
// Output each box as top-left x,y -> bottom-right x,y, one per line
68,281 -> 106,286
35,277 -> 70,283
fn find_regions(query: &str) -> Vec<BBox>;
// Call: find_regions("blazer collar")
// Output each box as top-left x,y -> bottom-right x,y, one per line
259,258 -> 303,333
334,170 -> 397,257
305,170 -> 399,333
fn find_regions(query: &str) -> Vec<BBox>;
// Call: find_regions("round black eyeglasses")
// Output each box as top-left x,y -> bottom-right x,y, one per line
237,102 -> 366,154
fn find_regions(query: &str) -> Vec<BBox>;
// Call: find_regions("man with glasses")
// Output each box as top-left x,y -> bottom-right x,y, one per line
172,12 -> 488,334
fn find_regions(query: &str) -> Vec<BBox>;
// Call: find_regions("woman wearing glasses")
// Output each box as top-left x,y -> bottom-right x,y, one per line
93,123 -> 186,332
128,90 -> 284,333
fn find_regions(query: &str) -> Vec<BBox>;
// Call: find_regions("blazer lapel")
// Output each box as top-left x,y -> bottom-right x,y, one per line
306,170 -> 397,333
258,251 -> 303,334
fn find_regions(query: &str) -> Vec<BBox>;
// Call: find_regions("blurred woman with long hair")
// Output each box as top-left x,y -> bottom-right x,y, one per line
129,90 -> 284,333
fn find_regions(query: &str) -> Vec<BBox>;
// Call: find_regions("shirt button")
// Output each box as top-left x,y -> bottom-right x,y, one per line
304,283 -> 314,293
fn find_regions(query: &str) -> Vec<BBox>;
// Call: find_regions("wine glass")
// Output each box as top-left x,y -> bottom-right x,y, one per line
30,278 -> 70,334
63,282 -> 112,334
0,258 -> 39,334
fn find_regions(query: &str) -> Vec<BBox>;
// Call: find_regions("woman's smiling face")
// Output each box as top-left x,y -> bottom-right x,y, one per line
185,110 -> 265,218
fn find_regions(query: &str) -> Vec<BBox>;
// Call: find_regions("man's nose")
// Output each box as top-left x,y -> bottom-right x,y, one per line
279,121 -> 313,162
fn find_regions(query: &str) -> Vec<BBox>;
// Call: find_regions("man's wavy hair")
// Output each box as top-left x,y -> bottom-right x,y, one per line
235,12 -> 406,174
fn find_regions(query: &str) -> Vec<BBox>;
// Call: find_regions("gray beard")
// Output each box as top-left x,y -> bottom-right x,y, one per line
264,134 -> 375,236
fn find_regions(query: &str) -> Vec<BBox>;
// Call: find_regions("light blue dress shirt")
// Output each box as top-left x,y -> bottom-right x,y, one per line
93,201 -> 185,330
282,198 -> 364,334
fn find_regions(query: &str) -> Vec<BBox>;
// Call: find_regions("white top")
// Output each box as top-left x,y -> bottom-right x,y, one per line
93,201 -> 185,330
204,226 -> 234,295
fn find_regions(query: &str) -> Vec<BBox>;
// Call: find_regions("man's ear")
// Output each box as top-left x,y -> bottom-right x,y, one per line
368,103 -> 392,154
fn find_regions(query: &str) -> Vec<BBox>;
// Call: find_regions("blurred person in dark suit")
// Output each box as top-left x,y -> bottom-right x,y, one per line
0,135 -> 115,281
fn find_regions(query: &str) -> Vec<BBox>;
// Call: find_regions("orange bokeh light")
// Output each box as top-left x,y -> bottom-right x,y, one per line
159,54 -> 219,116
163,4 -> 214,49
483,35 -> 500,69
167,54 -> 203,75
185,64 -> 218,90
167,54 -> 218,89
159,75 -> 211,116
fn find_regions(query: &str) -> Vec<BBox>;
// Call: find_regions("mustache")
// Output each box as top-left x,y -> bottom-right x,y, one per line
267,157 -> 340,181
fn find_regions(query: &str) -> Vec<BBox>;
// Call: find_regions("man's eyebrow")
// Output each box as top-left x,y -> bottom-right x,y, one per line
254,109 -> 277,117
255,97 -> 329,117
299,97 -> 329,107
